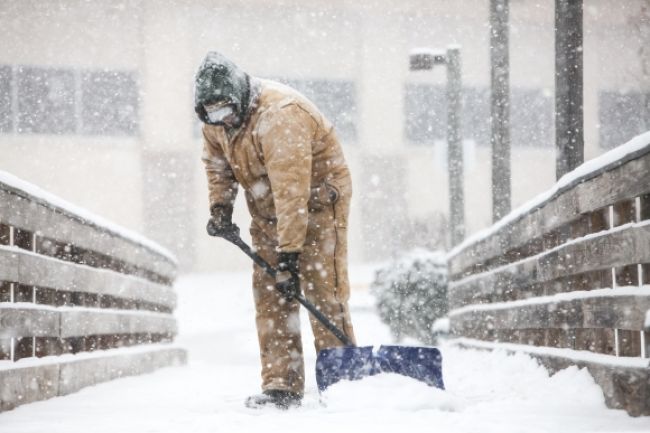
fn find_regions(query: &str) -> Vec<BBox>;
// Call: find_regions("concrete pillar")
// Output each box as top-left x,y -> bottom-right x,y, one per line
555,0 -> 584,179
490,0 -> 511,222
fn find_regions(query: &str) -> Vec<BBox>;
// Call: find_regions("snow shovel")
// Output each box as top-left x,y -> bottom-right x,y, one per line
221,231 -> 444,392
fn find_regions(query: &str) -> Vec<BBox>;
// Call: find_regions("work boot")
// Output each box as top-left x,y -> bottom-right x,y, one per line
244,390 -> 302,410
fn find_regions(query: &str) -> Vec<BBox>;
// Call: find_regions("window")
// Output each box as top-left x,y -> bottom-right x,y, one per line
17,66 -> 75,134
404,84 -> 446,143
1,64 -> 138,136
274,78 -> 357,143
599,91 -> 650,149
511,89 -> 553,147
463,87 -> 491,145
405,84 -> 552,147
81,71 -> 138,136
0,66 -> 11,133
404,84 -> 490,145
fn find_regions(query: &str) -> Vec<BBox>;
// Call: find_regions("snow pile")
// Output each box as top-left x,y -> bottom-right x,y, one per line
320,372 -> 458,412
370,248 -> 448,344
317,341 -> 610,423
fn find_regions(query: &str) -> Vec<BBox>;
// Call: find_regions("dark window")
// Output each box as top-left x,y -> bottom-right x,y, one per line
511,89 -> 553,147
404,84 -> 446,143
405,84 -> 552,147
16,66 -> 75,134
0,66 -> 11,133
404,84 -> 490,145
3,65 -> 138,137
81,71 -> 138,136
599,91 -> 650,149
463,87 -> 490,145
274,78 -> 357,143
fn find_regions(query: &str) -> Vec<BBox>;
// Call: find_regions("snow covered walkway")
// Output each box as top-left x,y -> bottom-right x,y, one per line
0,269 -> 647,433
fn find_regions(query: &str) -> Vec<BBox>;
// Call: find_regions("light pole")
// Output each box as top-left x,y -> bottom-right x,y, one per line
409,46 -> 465,247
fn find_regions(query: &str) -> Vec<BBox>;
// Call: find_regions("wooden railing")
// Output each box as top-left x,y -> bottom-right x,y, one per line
447,132 -> 650,417
0,172 -> 186,411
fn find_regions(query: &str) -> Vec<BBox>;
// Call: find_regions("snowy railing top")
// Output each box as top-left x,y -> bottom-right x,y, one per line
447,131 -> 650,278
0,170 -> 177,283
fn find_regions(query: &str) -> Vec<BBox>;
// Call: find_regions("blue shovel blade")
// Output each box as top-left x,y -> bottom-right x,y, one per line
375,345 -> 445,390
315,346 -> 378,391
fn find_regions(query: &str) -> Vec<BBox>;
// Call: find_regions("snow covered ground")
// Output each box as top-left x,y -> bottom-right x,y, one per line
0,267 -> 648,433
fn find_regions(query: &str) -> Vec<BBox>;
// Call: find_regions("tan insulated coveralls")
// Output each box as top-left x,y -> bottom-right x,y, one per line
201,79 -> 356,394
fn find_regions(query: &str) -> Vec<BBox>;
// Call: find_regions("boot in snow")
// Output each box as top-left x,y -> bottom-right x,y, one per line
244,390 -> 302,409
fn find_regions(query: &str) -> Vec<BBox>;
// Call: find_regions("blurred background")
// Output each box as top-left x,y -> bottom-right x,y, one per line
1,0 -> 648,272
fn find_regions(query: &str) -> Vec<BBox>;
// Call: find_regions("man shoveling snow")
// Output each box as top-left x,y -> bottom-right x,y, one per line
194,51 -> 357,409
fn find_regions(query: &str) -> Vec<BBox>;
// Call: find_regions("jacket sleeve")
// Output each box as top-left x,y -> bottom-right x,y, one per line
201,126 -> 238,209
258,104 -> 315,253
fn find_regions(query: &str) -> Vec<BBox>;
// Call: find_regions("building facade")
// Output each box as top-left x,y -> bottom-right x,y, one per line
1,0 -> 648,271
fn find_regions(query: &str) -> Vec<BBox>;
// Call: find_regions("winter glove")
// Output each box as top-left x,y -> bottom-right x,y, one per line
275,252 -> 301,301
206,204 -> 240,239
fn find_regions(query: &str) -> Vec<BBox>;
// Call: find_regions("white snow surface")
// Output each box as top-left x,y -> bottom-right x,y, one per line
0,170 -> 176,263
448,130 -> 650,260
0,269 -> 647,432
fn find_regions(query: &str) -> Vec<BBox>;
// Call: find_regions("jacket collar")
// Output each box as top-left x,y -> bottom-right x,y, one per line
225,77 -> 262,140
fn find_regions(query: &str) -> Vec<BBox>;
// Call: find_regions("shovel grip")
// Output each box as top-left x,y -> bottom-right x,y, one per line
226,234 -> 355,347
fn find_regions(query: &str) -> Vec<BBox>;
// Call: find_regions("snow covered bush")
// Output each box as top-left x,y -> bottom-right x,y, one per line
370,249 -> 448,345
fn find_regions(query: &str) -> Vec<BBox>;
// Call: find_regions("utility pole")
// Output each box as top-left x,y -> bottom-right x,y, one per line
555,0 -> 584,179
490,0 -> 511,222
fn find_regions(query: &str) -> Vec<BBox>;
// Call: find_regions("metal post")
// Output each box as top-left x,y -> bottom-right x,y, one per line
555,0 -> 584,179
490,0 -> 511,222
446,47 -> 464,246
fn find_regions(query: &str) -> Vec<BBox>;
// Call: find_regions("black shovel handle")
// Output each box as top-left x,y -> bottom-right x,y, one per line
223,231 -> 355,347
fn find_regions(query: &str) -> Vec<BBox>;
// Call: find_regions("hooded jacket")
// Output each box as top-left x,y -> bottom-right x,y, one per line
201,79 -> 352,253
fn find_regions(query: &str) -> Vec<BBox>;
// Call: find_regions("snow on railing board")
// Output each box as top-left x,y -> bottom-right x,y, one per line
449,286 -> 650,317
452,338 -> 650,369
0,342 -> 181,371
449,220 -> 649,287
0,245 -> 176,308
0,170 -> 176,264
